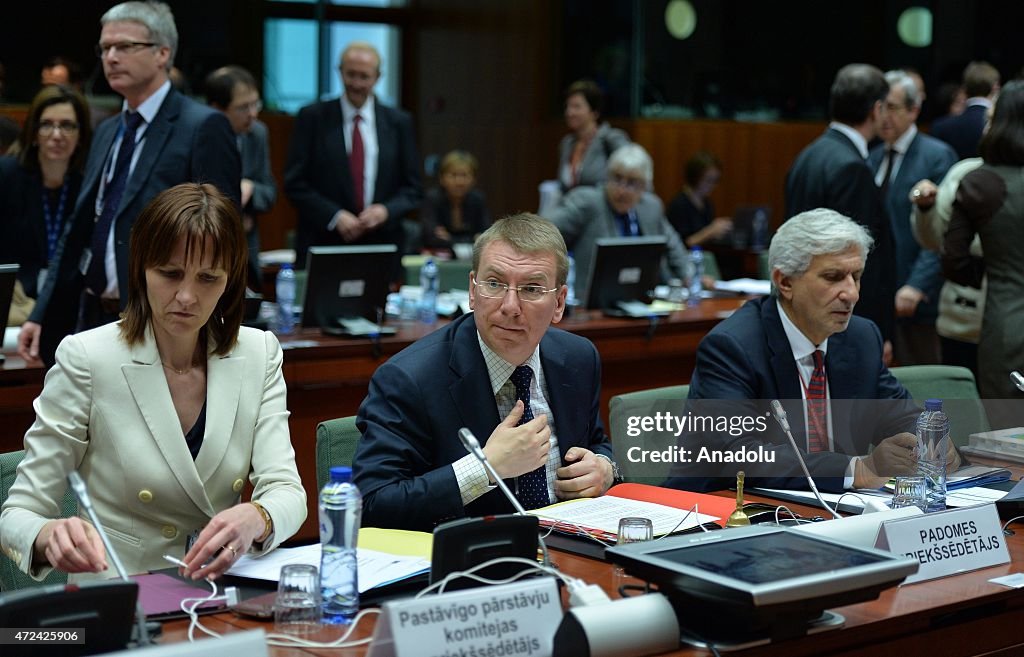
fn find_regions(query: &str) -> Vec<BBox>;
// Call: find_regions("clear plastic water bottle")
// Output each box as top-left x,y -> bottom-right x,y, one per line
566,254 -> 578,308
320,465 -> 361,623
916,399 -> 950,512
275,263 -> 296,335
687,246 -> 704,307
418,258 -> 438,324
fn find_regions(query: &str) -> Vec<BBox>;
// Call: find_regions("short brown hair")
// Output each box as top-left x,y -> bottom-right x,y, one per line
120,183 -> 247,355
684,151 -> 721,187
565,79 -> 604,116
473,213 -> 569,286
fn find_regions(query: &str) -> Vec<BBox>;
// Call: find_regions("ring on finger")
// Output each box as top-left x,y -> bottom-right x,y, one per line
223,544 -> 238,558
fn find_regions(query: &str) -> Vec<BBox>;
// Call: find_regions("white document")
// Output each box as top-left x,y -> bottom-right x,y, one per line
713,278 -> 772,295
529,496 -> 718,537
946,486 -> 1007,508
227,544 -> 429,593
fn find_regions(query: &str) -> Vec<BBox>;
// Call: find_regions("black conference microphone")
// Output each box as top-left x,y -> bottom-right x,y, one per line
769,400 -> 842,520
1011,371 -> 1024,393
67,471 -> 152,646
458,427 -> 551,567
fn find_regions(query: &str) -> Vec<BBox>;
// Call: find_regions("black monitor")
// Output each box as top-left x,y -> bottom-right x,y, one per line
301,245 -> 396,333
583,236 -> 667,313
606,525 -> 917,645
0,263 -> 17,329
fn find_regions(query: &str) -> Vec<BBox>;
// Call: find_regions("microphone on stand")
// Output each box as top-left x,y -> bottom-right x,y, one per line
769,401 -> 842,520
67,471 -> 152,646
1011,371 -> 1024,392
458,427 -> 551,567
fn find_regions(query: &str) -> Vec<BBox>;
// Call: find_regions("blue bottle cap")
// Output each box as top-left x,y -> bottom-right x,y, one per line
329,466 -> 353,483
924,399 -> 943,411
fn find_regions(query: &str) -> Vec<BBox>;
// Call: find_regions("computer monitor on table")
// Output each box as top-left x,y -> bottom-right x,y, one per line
301,245 -> 397,335
583,236 -> 667,315
606,524 -> 917,646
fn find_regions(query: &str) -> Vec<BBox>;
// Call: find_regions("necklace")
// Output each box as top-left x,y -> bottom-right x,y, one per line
161,362 -> 196,375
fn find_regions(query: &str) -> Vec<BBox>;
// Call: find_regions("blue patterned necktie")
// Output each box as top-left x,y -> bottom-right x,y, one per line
85,111 -> 144,295
509,365 -> 550,509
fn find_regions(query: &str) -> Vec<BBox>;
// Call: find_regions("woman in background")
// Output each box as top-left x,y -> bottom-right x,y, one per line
1,183 -> 305,582
557,80 -> 630,193
420,150 -> 491,254
0,85 -> 91,299
943,80 -> 1024,420
666,151 -> 732,248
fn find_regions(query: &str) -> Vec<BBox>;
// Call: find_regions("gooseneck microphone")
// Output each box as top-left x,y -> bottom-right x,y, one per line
68,471 -> 152,646
458,427 -> 551,567
1011,371 -> 1024,393
769,401 -> 842,520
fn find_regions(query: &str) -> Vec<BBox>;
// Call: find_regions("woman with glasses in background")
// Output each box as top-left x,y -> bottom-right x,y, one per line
0,84 -> 92,303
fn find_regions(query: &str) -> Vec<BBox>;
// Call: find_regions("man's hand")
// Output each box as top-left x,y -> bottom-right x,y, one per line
241,178 -> 255,207
882,340 -> 893,367
554,448 -> 613,500
34,517 -> 108,574
358,204 -> 389,231
334,210 -> 365,242
856,432 -> 918,488
895,285 -> 926,318
17,321 -> 43,365
481,401 -> 550,480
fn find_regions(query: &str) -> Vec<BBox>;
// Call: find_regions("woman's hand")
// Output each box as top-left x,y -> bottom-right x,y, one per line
35,518 -> 108,574
180,503 -> 265,580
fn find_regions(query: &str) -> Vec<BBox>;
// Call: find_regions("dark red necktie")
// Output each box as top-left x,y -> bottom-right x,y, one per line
806,350 -> 828,452
349,113 -> 365,212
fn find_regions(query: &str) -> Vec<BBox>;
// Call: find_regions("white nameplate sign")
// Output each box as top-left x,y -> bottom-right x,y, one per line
875,503 -> 1009,585
367,577 -> 561,657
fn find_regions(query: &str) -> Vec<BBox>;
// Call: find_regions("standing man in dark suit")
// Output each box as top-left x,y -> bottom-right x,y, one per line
17,1 -> 239,366
353,214 -> 615,531
206,65 -> 277,288
672,209 -> 931,494
868,70 -> 957,365
786,63 -> 896,358
931,61 -> 1000,160
284,41 -> 421,274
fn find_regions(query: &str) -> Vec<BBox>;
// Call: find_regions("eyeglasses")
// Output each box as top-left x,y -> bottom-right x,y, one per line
230,100 -> 263,115
472,275 -> 559,302
608,174 -> 646,192
95,41 -> 157,57
38,120 -> 80,136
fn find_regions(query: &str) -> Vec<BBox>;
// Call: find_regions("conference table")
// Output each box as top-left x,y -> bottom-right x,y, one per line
0,298 -> 745,541
156,487 -> 1024,657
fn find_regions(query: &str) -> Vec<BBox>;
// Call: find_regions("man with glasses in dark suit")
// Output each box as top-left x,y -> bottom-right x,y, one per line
17,1 -> 239,366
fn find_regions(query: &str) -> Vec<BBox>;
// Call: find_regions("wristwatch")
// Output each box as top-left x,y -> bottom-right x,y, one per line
596,454 -> 622,484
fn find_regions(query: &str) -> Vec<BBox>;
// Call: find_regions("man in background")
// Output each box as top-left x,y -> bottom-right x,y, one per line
284,41 -> 420,276
786,63 -> 896,356
206,65 -> 277,288
18,0 -> 239,365
868,70 -> 957,365
931,61 -> 1000,160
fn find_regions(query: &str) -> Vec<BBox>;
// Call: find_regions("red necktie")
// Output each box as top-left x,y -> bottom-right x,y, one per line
349,113 -> 365,212
806,350 -> 828,452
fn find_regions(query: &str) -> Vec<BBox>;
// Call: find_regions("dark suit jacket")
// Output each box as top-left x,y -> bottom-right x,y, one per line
29,88 -> 240,363
668,296 -> 917,492
868,132 -> 957,323
283,98 -> 421,268
785,127 -> 897,340
240,120 -> 277,215
0,157 -> 82,298
931,103 -> 988,160
353,313 -> 613,531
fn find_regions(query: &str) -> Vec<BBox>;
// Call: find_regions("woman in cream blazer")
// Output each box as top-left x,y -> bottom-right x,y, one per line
1,183 -> 306,582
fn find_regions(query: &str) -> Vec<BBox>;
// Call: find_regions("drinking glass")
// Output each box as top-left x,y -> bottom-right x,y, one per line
274,564 -> 322,634
890,475 -> 927,511
613,517 -> 654,598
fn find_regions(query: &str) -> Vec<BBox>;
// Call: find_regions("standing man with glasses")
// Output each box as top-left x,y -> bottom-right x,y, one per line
546,143 -> 689,301
17,1 -> 239,366
284,41 -> 420,277
206,65 -> 277,289
353,214 -> 616,531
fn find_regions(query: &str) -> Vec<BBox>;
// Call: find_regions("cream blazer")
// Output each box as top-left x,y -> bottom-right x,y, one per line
1,322 -> 306,581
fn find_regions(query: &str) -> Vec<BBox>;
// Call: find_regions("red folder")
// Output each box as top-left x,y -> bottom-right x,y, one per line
606,483 -> 736,528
